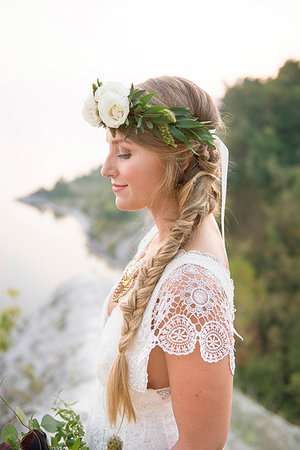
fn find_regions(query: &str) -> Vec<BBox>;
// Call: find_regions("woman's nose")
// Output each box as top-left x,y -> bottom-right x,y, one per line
101,156 -> 117,178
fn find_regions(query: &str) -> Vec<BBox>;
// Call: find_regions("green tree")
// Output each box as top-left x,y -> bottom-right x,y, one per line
221,59 -> 300,424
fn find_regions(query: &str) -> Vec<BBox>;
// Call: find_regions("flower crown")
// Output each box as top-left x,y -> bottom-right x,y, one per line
82,80 -> 216,155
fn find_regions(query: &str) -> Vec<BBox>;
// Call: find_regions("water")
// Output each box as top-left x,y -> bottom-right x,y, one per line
0,193 -> 121,319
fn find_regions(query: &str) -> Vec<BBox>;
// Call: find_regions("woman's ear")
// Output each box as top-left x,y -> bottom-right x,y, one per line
182,154 -> 192,171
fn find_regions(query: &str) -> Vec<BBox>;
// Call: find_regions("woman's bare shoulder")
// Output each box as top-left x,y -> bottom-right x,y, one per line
182,213 -> 229,270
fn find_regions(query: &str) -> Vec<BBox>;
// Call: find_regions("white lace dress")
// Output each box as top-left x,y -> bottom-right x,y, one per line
84,224 -> 241,449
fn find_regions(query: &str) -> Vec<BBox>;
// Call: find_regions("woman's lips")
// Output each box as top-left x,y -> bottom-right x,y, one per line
112,184 -> 128,192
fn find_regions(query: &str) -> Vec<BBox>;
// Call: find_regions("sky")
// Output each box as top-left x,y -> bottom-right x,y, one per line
0,0 -> 299,199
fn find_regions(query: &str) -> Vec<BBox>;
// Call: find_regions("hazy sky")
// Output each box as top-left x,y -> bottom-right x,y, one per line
0,0 -> 299,198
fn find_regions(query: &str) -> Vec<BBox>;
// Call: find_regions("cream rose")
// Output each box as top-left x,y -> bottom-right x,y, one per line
97,93 -> 130,128
81,94 -> 102,127
94,81 -> 129,102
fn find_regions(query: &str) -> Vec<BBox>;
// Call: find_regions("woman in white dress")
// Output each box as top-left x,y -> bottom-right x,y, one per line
82,75 -> 243,449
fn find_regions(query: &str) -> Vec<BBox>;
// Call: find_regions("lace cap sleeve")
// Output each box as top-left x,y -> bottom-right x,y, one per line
150,263 -> 236,375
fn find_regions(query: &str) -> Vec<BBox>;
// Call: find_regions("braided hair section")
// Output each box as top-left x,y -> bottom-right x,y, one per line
105,76 -> 223,427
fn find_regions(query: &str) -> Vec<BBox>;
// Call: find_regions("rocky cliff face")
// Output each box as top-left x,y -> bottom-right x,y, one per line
1,272 -> 300,449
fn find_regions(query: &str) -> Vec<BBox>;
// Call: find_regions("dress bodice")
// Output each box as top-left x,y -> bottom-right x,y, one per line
84,224 -> 242,449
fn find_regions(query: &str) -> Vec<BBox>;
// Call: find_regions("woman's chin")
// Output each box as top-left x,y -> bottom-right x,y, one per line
115,199 -> 144,212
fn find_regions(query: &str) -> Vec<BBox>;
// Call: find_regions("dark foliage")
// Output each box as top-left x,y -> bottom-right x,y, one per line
220,59 -> 300,424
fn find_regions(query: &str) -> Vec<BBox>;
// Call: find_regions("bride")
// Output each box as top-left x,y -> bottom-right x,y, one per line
81,75 -> 243,449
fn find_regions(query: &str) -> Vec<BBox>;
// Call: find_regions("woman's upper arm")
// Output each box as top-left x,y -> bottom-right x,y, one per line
166,342 -> 233,449
151,263 -> 235,449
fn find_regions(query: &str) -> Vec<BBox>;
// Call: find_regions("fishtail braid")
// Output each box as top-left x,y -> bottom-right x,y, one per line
106,135 -> 221,427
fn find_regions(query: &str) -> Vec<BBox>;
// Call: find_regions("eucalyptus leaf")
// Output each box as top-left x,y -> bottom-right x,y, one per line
169,106 -> 193,115
146,121 -> 153,129
186,129 -> 202,140
143,106 -> 166,114
41,414 -> 62,433
134,105 -> 142,114
176,120 -> 205,128
139,92 -> 157,106
142,113 -> 163,118
131,89 -> 147,101
152,126 -> 163,140
176,116 -> 198,122
207,140 -> 216,149
137,117 -> 143,128
198,120 -> 214,125
1,423 -> 18,443
169,126 -> 194,151
125,126 -> 131,139
149,116 -> 170,124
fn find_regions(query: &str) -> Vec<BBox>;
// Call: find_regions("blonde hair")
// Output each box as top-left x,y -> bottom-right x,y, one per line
106,76 -> 225,427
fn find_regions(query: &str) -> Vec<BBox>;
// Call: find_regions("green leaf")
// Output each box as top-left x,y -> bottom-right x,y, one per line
146,121 -> 153,129
137,117 -> 143,128
131,89 -> 147,101
176,116 -> 198,122
176,120 -> 205,128
125,126 -> 132,139
149,116 -> 170,124
152,126 -> 163,140
169,106 -> 193,116
58,413 -> 69,421
207,140 -> 216,149
169,126 -> 194,151
28,418 -> 41,431
186,129 -> 201,139
133,105 -> 142,113
15,406 -> 27,424
109,127 -> 116,138
92,83 -> 98,96
143,106 -> 166,114
51,435 -> 59,446
198,120 -> 214,125
129,83 -> 134,97
186,129 -> 216,149
1,423 -> 18,443
72,438 -> 81,450
139,92 -> 157,106
41,414 -> 62,433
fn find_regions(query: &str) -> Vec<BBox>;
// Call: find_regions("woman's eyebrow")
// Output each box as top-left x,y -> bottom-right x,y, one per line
106,138 -> 134,146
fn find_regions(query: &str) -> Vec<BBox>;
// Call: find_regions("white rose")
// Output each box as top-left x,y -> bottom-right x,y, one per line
97,93 -> 130,128
81,94 -> 102,127
94,81 -> 130,102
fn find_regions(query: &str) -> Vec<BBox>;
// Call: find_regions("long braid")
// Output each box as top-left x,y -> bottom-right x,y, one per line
106,136 -> 221,427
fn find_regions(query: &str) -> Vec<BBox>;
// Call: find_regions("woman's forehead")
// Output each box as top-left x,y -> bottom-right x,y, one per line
105,129 -> 134,145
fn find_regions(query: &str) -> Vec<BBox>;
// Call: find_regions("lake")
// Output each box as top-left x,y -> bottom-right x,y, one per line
0,192 -> 121,319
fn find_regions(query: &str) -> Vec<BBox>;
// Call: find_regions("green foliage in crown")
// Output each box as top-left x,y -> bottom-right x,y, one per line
82,79 -> 216,155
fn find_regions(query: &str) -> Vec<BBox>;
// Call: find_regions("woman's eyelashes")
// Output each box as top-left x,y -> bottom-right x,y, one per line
118,153 -> 131,159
